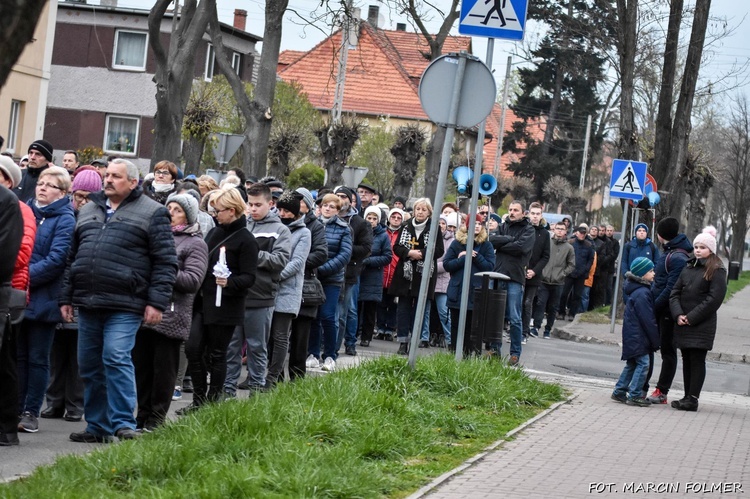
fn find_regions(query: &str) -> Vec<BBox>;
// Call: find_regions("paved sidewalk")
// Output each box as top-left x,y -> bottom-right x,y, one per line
553,284 -> 750,364
417,381 -> 750,498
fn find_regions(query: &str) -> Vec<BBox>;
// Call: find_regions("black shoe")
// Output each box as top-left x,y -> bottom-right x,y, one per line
359,340 -> 370,347
40,407 -> 64,419
64,411 -> 83,422
176,403 -> 201,416
345,345 -> 357,356
0,432 -> 20,446
181,379 -> 194,393
70,430 -> 112,443
397,342 -> 408,355
237,379 -> 251,390
611,393 -> 627,404
419,340 -> 430,348
626,397 -> 651,407
672,396 -> 699,412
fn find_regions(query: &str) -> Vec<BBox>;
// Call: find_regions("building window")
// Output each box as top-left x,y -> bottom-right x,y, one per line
204,44 -> 215,81
113,30 -> 148,71
104,115 -> 139,154
6,100 -> 22,153
231,52 -> 242,77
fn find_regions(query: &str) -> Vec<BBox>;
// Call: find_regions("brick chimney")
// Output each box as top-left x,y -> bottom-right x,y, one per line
233,9 -> 247,31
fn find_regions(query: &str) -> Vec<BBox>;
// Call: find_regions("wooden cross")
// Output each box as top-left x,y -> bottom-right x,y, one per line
407,237 -> 419,250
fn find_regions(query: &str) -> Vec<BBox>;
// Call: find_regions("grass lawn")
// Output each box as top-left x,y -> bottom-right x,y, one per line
1,354 -> 563,498
725,270 -> 750,302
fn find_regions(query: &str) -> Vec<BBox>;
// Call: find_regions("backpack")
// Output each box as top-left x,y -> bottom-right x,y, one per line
665,248 -> 691,273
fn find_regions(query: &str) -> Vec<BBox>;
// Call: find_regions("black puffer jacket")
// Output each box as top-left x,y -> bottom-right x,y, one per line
670,258 -> 727,351
60,187 -> 178,314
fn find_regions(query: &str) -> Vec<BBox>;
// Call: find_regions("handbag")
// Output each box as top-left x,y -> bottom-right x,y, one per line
301,274 -> 326,306
9,288 -> 26,325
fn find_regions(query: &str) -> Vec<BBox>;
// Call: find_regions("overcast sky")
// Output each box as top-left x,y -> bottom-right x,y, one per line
95,0 -> 750,98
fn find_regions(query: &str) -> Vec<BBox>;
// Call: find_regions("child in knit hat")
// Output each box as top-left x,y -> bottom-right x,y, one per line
612,256 -> 660,407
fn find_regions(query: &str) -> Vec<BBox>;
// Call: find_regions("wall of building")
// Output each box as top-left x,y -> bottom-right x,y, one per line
0,1 -> 57,158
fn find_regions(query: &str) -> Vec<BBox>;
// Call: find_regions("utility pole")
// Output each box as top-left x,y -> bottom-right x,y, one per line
493,56 -> 512,178
332,0 -> 354,125
578,114 -> 592,191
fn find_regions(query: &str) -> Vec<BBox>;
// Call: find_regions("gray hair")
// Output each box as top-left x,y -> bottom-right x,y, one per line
111,158 -> 140,181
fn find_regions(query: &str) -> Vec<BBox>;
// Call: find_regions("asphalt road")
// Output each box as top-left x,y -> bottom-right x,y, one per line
2,335 -> 749,483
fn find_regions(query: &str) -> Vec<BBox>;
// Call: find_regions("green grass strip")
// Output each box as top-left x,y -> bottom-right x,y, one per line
725,270 -> 750,302
1,354 -> 563,498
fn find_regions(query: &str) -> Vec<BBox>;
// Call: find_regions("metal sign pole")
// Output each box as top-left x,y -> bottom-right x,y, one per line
610,204 -> 628,334
454,39 -> 494,360
408,54 -> 469,369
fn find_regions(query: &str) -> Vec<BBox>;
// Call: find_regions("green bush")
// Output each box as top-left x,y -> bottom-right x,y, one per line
286,163 -> 325,190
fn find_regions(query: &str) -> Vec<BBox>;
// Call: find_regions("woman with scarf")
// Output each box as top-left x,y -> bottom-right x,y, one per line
142,160 -> 178,205
388,198 -> 444,355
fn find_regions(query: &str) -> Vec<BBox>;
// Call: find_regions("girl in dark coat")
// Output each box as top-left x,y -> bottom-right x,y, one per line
134,194 -> 208,429
389,198 -> 444,354
442,215 -> 495,356
358,206 -> 393,347
183,188 -> 258,411
669,227 -> 727,411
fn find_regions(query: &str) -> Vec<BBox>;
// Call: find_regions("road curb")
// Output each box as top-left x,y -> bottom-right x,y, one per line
406,389 -> 582,499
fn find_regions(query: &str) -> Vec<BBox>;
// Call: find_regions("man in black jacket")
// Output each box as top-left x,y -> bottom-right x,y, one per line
591,224 -> 616,309
289,187 -> 328,379
60,159 -> 177,443
558,225 -> 595,320
0,184 -> 24,446
489,200 -> 534,365
15,139 -> 53,202
522,202 -> 550,340
334,186 -> 372,357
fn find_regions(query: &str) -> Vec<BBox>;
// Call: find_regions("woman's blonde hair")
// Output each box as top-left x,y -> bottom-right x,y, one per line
39,166 -> 72,193
412,197 -> 433,216
320,193 -> 341,210
210,186 -> 246,217
197,175 -> 219,193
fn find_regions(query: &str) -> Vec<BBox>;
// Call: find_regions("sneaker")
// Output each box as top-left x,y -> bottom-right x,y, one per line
18,412 -> 39,433
529,327 -> 539,338
237,378 -> 251,390
172,387 -> 182,401
626,397 -> 651,407
646,388 -> 668,404
384,330 -> 395,341
611,392 -> 627,404
345,345 -> 357,356
521,337 -> 527,345
419,340 -> 430,348
321,357 -> 336,372
543,330 -> 551,339
397,342 -> 408,355
671,396 -> 699,412
115,428 -> 140,440
375,328 -> 385,340
509,355 -> 520,366
70,430 -> 112,443
360,340 -> 370,347
305,354 -> 320,369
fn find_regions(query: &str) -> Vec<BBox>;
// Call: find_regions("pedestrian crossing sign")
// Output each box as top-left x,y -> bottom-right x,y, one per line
459,0 -> 529,40
609,159 -> 647,201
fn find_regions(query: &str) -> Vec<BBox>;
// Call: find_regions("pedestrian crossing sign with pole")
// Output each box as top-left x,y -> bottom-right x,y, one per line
609,159 -> 647,201
459,0 -> 529,40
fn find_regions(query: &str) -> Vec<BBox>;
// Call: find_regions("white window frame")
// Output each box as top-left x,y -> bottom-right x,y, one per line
112,29 -> 149,71
204,44 -> 216,82
103,114 -> 140,156
6,100 -> 22,153
231,52 -> 242,76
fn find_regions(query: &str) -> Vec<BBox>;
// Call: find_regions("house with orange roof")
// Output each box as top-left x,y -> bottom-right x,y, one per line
277,8 -> 534,180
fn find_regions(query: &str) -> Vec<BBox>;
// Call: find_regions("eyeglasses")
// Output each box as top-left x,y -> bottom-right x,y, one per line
73,192 -> 90,203
154,170 -> 170,176
38,181 -> 65,191
215,207 -> 233,214
322,203 -> 338,210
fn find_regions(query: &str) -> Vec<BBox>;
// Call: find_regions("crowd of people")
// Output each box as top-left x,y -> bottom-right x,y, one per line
0,138 -> 728,446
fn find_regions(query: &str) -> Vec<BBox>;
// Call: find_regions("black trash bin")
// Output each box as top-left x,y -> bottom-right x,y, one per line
728,261 -> 740,281
471,272 -> 509,353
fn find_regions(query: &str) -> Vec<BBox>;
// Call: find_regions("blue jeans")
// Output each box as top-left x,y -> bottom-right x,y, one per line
17,320 -> 56,416
337,281 -> 359,350
613,354 -> 650,400
224,306 -> 273,394
580,286 -> 591,313
310,284 -> 342,360
77,309 -> 141,436
396,296 -> 431,343
503,281 -> 524,357
434,293 -> 451,345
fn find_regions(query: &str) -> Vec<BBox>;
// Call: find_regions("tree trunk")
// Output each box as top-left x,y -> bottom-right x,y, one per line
651,0 -> 683,187
616,0 -> 638,161
181,136 -> 206,176
209,1 -> 288,179
423,127 -> 446,199
317,122 -> 361,188
660,0 -> 712,220
149,0 -> 215,168
0,0 -> 48,89
730,214 -> 747,270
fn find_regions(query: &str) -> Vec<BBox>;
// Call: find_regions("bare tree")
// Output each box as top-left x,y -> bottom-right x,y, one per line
317,119 -> 363,188
542,175 -> 573,213
0,0 -> 48,89
391,124 -> 426,199
148,0 -> 215,167
208,0 -> 289,178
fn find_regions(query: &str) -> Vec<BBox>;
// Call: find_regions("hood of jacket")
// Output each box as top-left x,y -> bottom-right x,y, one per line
663,232 -> 693,253
286,216 -> 307,232
247,209 -> 283,230
455,226 -> 488,245
624,271 -> 653,291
